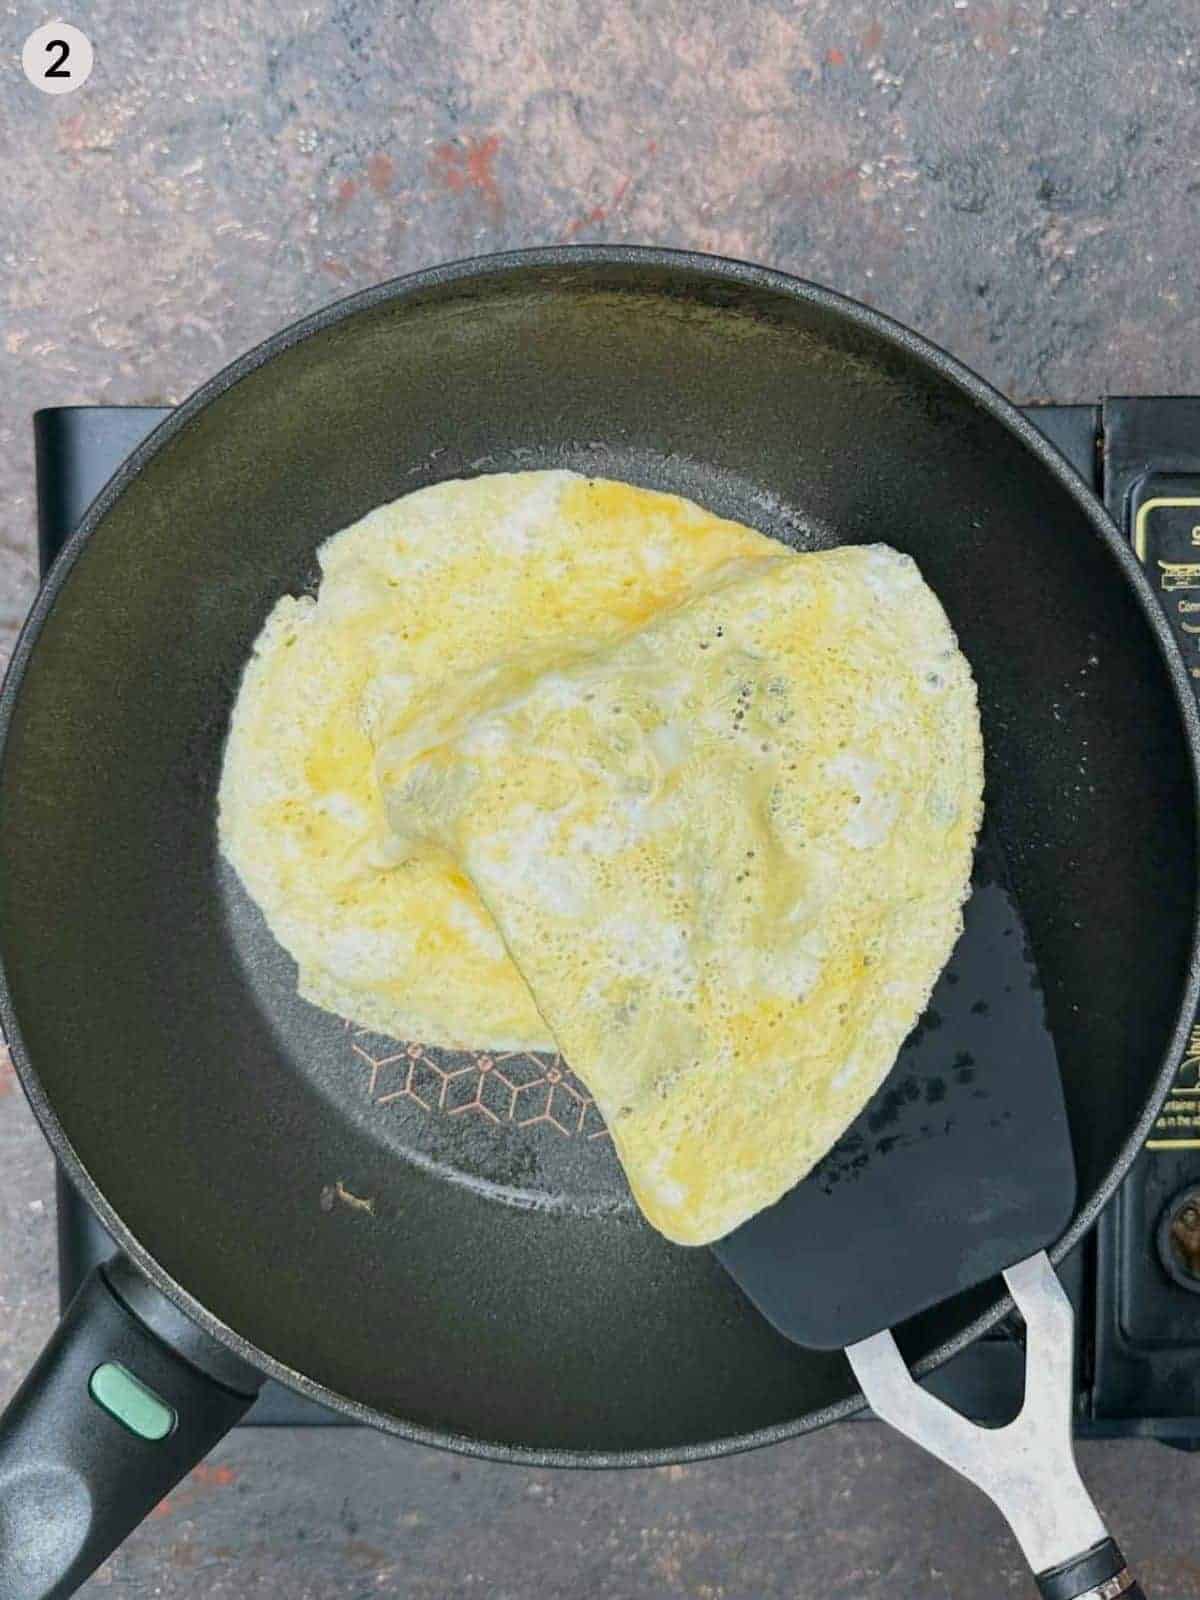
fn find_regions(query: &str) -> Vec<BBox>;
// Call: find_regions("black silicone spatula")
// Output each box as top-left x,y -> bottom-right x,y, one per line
715,822 -> 1146,1600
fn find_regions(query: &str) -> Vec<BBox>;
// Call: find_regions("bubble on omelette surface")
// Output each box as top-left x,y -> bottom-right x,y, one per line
217,472 -> 779,1052
376,546 -> 983,1246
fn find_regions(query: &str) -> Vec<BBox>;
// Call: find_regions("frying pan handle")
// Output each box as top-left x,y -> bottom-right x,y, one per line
0,1256 -> 262,1600
1036,1538 -> 1145,1600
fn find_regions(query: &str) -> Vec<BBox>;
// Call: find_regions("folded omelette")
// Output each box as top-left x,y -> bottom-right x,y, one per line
218,473 -> 776,1051
376,546 -> 983,1245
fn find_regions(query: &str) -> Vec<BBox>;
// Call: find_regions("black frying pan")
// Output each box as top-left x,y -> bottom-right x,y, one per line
0,248 -> 1197,1599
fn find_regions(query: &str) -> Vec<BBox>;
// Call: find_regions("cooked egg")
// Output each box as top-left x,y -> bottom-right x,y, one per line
218,471 -> 777,1050
376,546 -> 984,1244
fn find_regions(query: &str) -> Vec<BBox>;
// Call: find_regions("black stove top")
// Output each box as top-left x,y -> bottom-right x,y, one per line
32,400 -> 1200,1439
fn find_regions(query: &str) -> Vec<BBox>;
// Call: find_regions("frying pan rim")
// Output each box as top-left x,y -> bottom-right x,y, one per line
2,244 -> 1197,1467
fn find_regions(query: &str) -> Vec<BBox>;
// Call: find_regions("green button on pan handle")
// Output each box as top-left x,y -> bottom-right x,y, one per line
0,1259 -> 260,1600
88,1363 -> 176,1442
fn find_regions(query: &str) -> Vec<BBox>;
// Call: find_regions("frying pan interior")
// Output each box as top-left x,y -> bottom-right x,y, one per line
0,253 -> 1194,1461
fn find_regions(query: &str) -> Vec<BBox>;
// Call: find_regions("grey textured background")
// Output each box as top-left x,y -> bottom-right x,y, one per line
3,1 -> 1200,1594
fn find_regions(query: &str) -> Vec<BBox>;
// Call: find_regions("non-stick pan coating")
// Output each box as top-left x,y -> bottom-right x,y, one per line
0,249 -> 1196,1463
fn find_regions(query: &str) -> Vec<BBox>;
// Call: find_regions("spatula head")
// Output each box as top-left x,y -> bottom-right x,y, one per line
713,821 -> 1076,1350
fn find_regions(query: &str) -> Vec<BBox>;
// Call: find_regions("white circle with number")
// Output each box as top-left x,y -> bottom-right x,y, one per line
22,21 -> 93,94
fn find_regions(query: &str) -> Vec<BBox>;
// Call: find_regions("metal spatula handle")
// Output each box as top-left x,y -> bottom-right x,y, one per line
846,1252 -> 1144,1599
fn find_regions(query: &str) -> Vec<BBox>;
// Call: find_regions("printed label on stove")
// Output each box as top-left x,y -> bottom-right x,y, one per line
1132,476 -> 1200,1148
1148,1025 -> 1200,1149
1133,480 -> 1200,681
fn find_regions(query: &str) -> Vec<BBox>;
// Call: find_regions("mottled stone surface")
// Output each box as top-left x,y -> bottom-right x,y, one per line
4,0 -> 1200,1594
